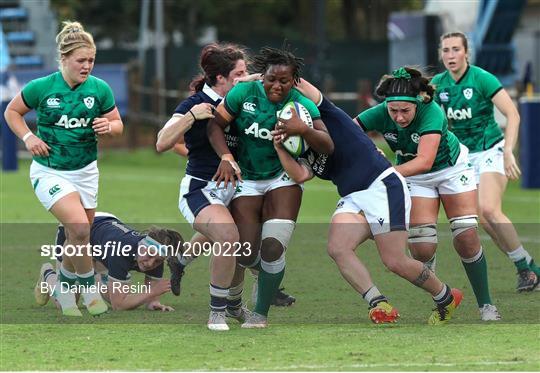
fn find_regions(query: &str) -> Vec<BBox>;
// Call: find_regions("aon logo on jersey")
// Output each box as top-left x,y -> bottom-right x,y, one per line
447,107 -> 472,120
244,122 -> 272,141
54,115 -> 90,129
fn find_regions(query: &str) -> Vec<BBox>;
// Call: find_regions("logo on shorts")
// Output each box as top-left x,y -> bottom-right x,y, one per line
46,98 -> 60,107
463,88 -> 473,100
209,191 -> 218,199
384,133 -> 398,142
83,97 -> 95,109
281,173 -> 290,182
410,133 -> 420,143
242,102 -> 256,113
48,184 -> 61,196
459,175 -> 469,185
485,157 -> 493,166
235,185 -> 242,194
439,92 -> 449,102
336,201 -> 345,209
377,218 -> 385,226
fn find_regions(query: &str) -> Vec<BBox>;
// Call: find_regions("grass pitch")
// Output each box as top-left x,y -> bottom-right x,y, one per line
1,148 -> 539,371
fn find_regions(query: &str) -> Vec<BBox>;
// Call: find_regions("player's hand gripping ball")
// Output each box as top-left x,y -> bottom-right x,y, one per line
276,102 -> 313,157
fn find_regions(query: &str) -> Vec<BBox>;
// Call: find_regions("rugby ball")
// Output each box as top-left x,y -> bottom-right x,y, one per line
276,101 -> 313,157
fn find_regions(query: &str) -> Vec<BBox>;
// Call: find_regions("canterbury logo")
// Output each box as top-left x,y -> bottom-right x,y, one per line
49,184 -> 61,196
242,102 -> 256,113
46,98 -> 60,107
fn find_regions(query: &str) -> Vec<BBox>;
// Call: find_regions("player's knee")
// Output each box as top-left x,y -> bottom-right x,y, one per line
65,224 -> 90,244
217,228 -> 240,246
327,240 -> 348,262
408,224 -> 438,245
478,205 -> 499,223
260,219 -> 295,262
260,252 -> 286,274
381,255 -> 406,275
260,238 -> 284,262
449,215 -> 478,239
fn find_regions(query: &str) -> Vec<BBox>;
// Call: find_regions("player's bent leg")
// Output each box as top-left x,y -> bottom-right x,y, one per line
328,212 -> 377,294
194,204 -> 239,331
375,231 -> 462,324
50,194 -> 107,316
242,186 -> 300,328
329,212 -> 398,323
244,219 -> 293,327
408,197 -> 440,271
479,173 -> 539,291
442,192 -> 500,321
226,264 -> 252,323
408,224 -> 438,271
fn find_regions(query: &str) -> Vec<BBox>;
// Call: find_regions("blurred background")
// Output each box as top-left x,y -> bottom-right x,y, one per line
1,0 -> 539,183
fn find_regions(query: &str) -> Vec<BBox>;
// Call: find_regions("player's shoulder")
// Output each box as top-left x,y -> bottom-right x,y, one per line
175,91 -> 207,113
430,70 -> 449,86
233,81 -> 266,99
86,74 -> 112,90
419,100 -> 444,117
25,71 -> 59,90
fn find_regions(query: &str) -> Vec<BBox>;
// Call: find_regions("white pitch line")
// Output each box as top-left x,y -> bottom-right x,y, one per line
207,360 -> 537,371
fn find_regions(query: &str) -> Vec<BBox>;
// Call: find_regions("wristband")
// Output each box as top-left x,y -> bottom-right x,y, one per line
188,110 -> 197,121
22,132 -> 34,142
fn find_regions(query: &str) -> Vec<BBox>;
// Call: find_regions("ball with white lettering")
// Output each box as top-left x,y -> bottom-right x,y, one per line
277,102 -> 313,157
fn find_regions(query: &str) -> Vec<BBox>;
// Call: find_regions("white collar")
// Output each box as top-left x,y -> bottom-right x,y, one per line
202,83 -> 223,101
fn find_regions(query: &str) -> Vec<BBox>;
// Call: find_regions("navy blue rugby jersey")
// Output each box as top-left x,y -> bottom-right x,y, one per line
174,84 -> 238,180
300,97 -> 390,197
56,214 -> 163,282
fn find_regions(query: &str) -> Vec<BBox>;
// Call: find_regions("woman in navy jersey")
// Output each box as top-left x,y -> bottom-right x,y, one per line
273,79 -> 462,325
156,43 -> 250,331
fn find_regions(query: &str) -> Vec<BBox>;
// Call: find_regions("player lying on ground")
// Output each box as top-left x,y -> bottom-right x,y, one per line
34,212 -> 181,312
272,78 -> 462,325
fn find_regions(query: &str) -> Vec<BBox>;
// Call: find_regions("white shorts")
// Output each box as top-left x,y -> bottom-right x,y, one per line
232,171 -> 301,199
29,160 -> 99,210
179,174 -> 235,225
468,139 -> 506,182
406,144 -> 477,198
333,168 -> 411,236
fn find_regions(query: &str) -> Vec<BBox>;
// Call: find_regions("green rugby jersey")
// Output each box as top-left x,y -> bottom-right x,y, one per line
357,100 -> 460,173
224,81 -> 321,180
432,64 -> 504,153
22,71 -> 116,170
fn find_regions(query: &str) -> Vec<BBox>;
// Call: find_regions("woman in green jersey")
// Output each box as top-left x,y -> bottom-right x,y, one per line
4,21 -> 123,316
355,67 -> 500,321
208,46 -> 334,328
432,31 -> 539,292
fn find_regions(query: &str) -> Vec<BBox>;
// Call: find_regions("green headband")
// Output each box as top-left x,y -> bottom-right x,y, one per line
385,95 -> 418,103
392,67 -> 411,80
